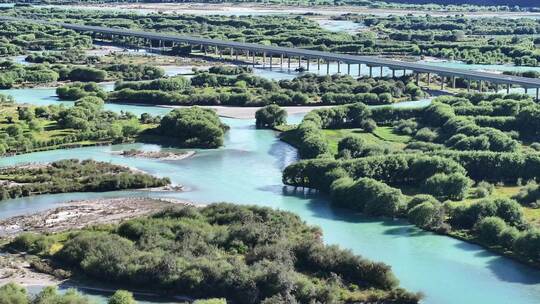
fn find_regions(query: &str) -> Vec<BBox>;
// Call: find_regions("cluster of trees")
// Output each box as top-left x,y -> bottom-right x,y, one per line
155,107 -> 228,148
0,21 -> 91,56
25,49 -> 99,64
7,204 -> 421,304
0,159 -> 170,201
280,91 -> 540,264
0,61 -> 165,88
109,71 -> 424,107
0,96 -> 144,156
56,82 -> 107,100
339,14 -> 540,65
255,104 -> 287,128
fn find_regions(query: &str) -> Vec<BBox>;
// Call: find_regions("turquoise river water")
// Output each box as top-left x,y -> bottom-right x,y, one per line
0,79 -> 540,304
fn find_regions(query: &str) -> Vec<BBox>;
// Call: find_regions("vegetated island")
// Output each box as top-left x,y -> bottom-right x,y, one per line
276,92 -> 540,269
0,159 -> 171,201
3,203 -> 422,304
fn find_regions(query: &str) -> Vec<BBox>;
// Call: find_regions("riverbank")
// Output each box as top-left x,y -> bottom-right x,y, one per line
0,197 -> 192,238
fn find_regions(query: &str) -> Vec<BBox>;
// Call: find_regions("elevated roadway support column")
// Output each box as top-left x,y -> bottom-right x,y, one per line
326,61 -> 330,75
288,57 -> 291,70
507,84 -> 510,94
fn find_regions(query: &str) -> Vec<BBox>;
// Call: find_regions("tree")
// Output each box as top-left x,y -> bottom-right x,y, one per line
337,135 -> 383,158
422,173 -> 472,200
255,104 -> 287,129
408,201 -> 444,230
475,216 -> 507,245
157,107 -> 227,148
108,290 -> 136,304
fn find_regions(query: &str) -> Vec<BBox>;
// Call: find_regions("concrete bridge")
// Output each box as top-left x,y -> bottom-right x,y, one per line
2,15 -> 540,99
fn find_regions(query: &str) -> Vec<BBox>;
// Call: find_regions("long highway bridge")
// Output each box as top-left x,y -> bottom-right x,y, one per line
2,15 -> 540,99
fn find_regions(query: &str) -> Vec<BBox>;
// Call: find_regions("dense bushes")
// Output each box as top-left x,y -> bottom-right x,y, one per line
331,177 -> 405,217
0,159 -> 170,201
255,104 -> 287,128
56,82 -> 107,100
157,107 -> 227,148
421,173 -> 472,200
8,204 -> 420,304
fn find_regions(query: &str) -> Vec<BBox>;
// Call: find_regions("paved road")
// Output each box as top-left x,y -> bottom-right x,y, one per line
2,15 -> 540,89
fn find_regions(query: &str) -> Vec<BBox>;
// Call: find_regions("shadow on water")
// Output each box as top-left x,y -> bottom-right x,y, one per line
486,256 -> 540,285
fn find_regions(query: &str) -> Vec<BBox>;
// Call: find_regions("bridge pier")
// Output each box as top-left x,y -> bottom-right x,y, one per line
415,73 -> 419,85
252,52 -> 256,67
262,52 -> 266,68
326,61 -> 330,75
298,56 -> 302,69
347,63 -> 351,75
369,66 -> 373,77
337,62 -> 341,74
306,58 -> 310,71
468,79 -> 471,92
280,54 -> 283,68
452,77 -> 456,89
269,55 -> 273,69
392,69 -> 395,79
441,76 -> 445,90
317,58 -> 320,71
427,73 -> 431,86
358,64 -> 362,76
536,88 -> 539,101
380,66 -> 383,77
288,57 -> 291,70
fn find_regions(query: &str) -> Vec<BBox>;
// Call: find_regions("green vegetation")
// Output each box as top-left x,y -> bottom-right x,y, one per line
255,104 -> 287,128
156,107 -> 228,148
281,92 -> 540,267
0,95 -> 145,156
0,159 -> 170,201
0,60 -> 165,88
6,204 -> 421,304
0,19 -> 91,56
4,7 -> 540,66
109,71 -> 425,107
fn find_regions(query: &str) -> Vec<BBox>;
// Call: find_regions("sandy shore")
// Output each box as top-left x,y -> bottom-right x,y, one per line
160,105 -> 334,119
0,197 -> 192,237
0,254 -> 59,287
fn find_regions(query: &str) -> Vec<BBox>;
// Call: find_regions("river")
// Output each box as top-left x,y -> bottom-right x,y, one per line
1,75 -> 540,304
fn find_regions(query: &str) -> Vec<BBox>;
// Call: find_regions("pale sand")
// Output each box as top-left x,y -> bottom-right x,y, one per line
160,105 -> 334,119
0,197 -> 192,237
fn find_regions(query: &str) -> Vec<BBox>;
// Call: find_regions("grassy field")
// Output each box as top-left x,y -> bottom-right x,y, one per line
322,126 -> 410,155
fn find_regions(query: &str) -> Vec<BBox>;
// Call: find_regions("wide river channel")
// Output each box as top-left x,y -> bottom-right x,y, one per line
0,56 -> 540,303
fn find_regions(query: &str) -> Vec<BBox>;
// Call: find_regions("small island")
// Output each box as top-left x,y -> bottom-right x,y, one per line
0,159 -> 171,201
120,149 -> 195,160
